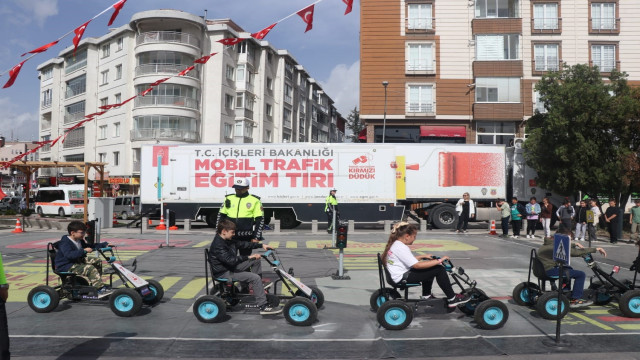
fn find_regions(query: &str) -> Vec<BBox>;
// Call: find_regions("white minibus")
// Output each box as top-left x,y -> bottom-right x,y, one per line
34,185 -> 88,216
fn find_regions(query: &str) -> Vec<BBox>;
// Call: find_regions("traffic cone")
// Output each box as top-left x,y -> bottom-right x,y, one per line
148,218 -> 153,226
169,223 -> 178,231
11,218 -> 23,233
156,216 -> 166,230
113,213 -> 119,226
489,219 -> 497,235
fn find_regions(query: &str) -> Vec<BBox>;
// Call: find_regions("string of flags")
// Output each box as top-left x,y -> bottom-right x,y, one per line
0,0 -> 354,170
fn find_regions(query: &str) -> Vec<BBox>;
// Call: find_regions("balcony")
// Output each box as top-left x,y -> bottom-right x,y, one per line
134,95 -> 199,110
406,17 -> 435,33
532,58 -> 560,76
136,31 -> 200,48
406,60 -> 436,75
130,128 -> 200,142
135,64 -> 199,79
406,103 -> 435,115
589,17 -> 620,34
65,83 -> 86,99
64,112 -> 85,124
531,18 -> 562,34
65,59 -> 87,74
41,99 -> 52,109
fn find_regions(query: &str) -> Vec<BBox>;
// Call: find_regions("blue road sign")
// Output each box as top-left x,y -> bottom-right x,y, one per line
553,233 -> 571,266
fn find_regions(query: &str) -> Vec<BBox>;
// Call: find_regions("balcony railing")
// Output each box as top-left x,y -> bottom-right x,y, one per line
135,64 -> 199,78
407,103 -> 434,114
533,18 -> 559,30
64,112 -> 85,124
134,95 -> 199,110
65,59 -> 87,74
130,128 -> 200,142
41,99 -> 52,109
534,57 -> 560,72
406,18 -> 434,31
136,31 -> 200,48
65,83 -> 86,99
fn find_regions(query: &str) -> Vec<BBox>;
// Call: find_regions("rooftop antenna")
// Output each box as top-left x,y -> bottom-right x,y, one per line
204,9 -> 207,21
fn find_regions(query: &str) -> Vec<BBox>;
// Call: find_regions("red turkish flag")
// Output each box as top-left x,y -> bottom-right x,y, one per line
194,52 -> 217,64
73,20 -> 91,56
343,0 -> 354,15
120,95 -> 137,105
141,87 -> 154,96
178,65 -> 195,76
99,104 -> 116,110
21,40 -> 59,57
108,0 -> 127,26
297,5 -> 314,33
150,77 -> 170,86
251,23 -> 277,40
2,60 -> 27,89
217,37 -> 245,46
85,111 -> 107,118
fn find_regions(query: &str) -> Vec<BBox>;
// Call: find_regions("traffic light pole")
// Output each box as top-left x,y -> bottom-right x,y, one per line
159,208 -> 174,248
331,210 -> 337,247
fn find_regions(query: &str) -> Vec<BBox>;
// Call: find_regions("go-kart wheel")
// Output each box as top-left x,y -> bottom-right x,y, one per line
458,288 -> 489,315
27,286 -> 60,313
474,300 -> 509,330
535,292 -> 569,320
266,294 -> 281,308
619,289 -> 640,318
295,286 -> 324,309
588,281 -> 613,305
377,300 -> 413,330
370,288 -> 401,312
141,279 -> 164,305
109,288 -> 143,317
512,282 -> 539,306
194,295 -> 226,323
284,297 -> 317,326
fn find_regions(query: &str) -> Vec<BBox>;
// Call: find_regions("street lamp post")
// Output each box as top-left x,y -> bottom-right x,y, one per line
382,81 -> 388,143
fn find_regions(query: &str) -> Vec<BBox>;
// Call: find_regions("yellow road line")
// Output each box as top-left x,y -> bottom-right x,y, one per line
616,324 -> 640,330
3,259 -> 30,266
267,241 -> 280,248
286,241 -> 297,248
570,312 -> 614,331
193,241 -> 210,248
173,278 -> 205,299
584,309 -> 615,315
157,276 -> 181,292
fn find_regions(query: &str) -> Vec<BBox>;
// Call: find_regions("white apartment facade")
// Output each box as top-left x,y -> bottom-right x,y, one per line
37,9 -> 345,194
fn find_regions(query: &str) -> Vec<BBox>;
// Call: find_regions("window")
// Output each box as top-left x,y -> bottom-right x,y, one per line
115,93 -> 121,104
591,44 -> 616,72
475,77 -> 520,102
299,95 -> 306,113
236,92 -> 244,108
65,50 -> 87,74
41,135 -> 51,152
99,125 -> 107,140
236,64 -> 245,85
284,84 -> 293,104
113,151 -> 120,166
42,89 -> 52,108
245,94 -> 255,111
116,37 -> 123,51
591,2 -> 616,30
101,70 -> 109,85
266,103 -> 273,117
101,43 -> 110,58
265,130 -> 272,143
283,108 -> 292,128
407,3 -> 432,30
63,128 -> 85,148
115,64 -> 122,80
475,0 -> 519,18
225,94 -> 234,108
41,68 -> 53,81
99,153 -> 107,162
267,77 -> 273,91
533,91 -> 547,114
407,43 -> 434,71
64,101 -> 85,124
407,85 -> 434,113
65,74 -> 86,98
476,121 -> 516,145
476,35 -> 519,60
114,122 -> 121,137
533,3 -> 559,30
100,98 -> 108,108
285,62 -> 294,80
226,65 -> 234,80
224,123 -> 233,138
534,44 -> 559,71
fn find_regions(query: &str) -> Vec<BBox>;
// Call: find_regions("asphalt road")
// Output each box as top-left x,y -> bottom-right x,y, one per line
1,223 -> 640,359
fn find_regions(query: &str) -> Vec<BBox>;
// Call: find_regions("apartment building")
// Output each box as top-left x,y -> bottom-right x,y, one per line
37,9 -> 345,195
360,0 -> 640,144
0,141 -> 39,194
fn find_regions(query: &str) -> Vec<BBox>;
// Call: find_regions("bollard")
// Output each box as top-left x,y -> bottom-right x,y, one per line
311,220 -> 318,234
348,220 -> 355,233
184,219 -> 191,232
384,220 -> 392,234
273,219 -> 281,233
420,221 -> 427,232
141,217 -> 148,231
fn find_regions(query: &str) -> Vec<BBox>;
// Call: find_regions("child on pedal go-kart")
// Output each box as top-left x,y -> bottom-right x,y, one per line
208,219 -> 279,315
54,221 -> 114,297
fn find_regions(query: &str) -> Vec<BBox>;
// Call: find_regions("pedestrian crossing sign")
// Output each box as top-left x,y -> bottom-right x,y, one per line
553,233 -> 571,266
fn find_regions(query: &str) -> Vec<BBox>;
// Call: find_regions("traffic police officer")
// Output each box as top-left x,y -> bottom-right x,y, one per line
325,188 -> 339,233
217,178 -> 265,256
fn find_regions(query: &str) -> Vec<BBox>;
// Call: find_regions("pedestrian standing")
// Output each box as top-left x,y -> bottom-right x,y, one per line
0,252 -> 10,360
575,200 -> 589,241
324,189 -> 339,233
455,192 -> 475,233
604,198 -> 620,244
496,199 -> 511,237
510,197 -> 525,239
556,199 -> 575,233
539,197 -> 553,239
587,199 -> 601,243
629,199 -> 640,243
525,197 -> 541,239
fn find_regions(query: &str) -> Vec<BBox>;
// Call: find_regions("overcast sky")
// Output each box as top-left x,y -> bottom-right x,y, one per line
0,0 -> 360,142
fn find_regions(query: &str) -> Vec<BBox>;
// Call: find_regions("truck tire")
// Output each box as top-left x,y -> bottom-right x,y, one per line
276,209 -> 300,229
205,212 -> 218,228
431,204 -> 457,229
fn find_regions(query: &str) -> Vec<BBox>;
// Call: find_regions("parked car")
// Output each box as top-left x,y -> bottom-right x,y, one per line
114,195 -> 140,220
0,196 -> 22,212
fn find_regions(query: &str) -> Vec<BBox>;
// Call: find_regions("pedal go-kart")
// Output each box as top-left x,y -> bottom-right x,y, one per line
370,253 -> 509,330
27,242 -> 164,317
194,249 -> 324,326
512,249 -> 572,320
584,252 -> 640,318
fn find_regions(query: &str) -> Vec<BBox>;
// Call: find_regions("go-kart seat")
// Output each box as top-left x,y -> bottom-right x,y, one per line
47,242 -> 75,277
376,253 -> 420,299
532,256 -> 559,291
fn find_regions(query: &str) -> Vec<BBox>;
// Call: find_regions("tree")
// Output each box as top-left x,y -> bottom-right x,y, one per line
345,107 -> 363,143
525,64 -> 640,209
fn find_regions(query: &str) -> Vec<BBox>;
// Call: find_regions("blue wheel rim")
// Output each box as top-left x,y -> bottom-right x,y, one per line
114,294 -> 135,312
197,301 -> 219,320
596,293 -> 611,303
288,304 -> 311,322
384,307 -> 407,326
143,285 -> 158,301
310,293 -> 318,304
544,298 -> 565,315
519,289 -> 531,303
482,306 -> 504,326
376,296 -> 387,307
32,291 -> 51,309
628,296 -> 640,314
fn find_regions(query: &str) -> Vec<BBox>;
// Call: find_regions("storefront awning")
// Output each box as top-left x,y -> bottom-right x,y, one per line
420,125 -> 466,137
358,128 -> 367,140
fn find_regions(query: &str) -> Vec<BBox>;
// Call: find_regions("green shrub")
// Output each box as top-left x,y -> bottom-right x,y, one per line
5,210 -> 16,216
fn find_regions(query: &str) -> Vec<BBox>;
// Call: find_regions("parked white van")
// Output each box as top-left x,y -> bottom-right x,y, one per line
34,185 -> 88,216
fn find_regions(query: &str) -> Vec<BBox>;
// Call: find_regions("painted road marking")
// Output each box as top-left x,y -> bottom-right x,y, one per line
569,312 -> 615,330
616,324 -> 640,330
173,278 -> 206,299
157,276 -> 181,292
286,241 -> 297,248
193,241 -> 210,248
267,241 -> 280,248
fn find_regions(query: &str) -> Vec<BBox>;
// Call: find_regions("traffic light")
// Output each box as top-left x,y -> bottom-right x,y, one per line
336,222 -> 348,249
168,210 -> 176,227
85,220 -> 96,246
